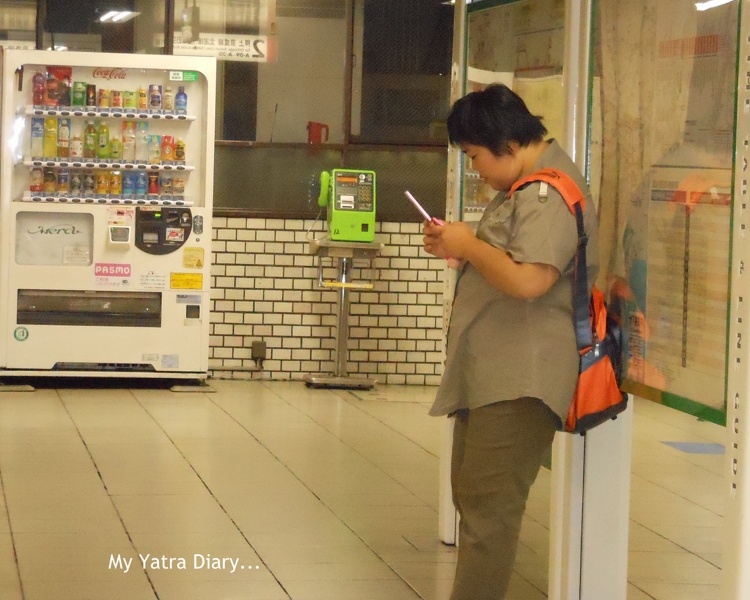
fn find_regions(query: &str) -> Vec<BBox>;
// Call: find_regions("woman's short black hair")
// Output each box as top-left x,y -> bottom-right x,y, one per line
446,84 -> 548,156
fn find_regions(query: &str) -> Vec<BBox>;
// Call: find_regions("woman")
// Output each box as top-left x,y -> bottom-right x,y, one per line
423,84 -> 599,600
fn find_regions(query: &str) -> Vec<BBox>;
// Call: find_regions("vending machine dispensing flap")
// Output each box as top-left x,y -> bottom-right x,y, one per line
135,206 -> 192,255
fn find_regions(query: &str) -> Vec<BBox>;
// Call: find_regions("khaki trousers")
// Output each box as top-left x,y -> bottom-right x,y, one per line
450,398 -> 559,600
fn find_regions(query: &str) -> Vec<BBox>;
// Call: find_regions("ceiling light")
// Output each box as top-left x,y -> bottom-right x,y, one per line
99,11 -> 140,23
112,11 -> 139,22
695,0 -> 732,11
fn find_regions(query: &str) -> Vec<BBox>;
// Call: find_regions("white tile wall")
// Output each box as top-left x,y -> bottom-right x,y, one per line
210,217 -> 446,385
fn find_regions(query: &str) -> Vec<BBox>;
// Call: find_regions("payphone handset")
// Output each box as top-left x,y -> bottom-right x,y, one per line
318,169 -> 376,243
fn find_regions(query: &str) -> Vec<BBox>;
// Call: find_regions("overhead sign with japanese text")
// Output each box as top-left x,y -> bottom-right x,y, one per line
155,33 -> 271,63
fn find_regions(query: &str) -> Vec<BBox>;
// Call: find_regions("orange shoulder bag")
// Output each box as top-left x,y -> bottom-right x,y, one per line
509,168 -> 628,434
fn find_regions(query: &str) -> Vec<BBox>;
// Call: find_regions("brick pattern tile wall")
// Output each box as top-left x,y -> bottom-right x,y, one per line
210,217 -> 446,385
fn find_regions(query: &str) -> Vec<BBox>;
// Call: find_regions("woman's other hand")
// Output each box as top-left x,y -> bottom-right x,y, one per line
423,220 -> 476,261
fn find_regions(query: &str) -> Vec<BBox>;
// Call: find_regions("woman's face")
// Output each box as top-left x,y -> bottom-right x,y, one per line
461,142 -> 522,192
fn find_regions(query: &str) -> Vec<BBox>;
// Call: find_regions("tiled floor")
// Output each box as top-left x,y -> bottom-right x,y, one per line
0,380 -> 724,599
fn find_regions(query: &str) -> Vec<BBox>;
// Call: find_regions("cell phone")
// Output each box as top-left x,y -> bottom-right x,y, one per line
404,191 -> 444,225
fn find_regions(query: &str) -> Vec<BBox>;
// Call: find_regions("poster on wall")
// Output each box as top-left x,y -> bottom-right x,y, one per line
625,167 -> 731,411
598,0 -> 738,420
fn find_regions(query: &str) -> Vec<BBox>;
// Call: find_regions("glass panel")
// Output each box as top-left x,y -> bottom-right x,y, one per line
213,145 -> 447,220
0,0 -> 36,51
169,0 -> 344,144
135,0 -> 167,54
213,146 -> 342,212
352,0 -> 453,145
448,2 -> 566,580
591,0 -> 738,422
464,0 -> 565,221
40,1 -> 152,54
342,148 -> 447,221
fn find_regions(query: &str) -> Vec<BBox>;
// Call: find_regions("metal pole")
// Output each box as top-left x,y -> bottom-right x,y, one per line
334,257 -> 352,378
550,2 -> 631,599
438,0 -> 467,546
164,0 -> 176,55
724,3 -> 750,598
35,0 -> 46,50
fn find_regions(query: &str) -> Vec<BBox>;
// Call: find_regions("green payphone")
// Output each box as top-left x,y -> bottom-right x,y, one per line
318,169 -> 376,242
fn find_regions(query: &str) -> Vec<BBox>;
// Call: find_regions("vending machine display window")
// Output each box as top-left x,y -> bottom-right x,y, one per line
15,211 -> 94,266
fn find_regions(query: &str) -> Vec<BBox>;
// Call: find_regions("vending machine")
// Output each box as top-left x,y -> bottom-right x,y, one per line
0,49 -> 216,378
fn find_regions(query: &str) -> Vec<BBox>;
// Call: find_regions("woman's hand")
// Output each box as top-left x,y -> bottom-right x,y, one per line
423,220 -> 477,261
423,219 -> 559,298
422,220 -> 448,258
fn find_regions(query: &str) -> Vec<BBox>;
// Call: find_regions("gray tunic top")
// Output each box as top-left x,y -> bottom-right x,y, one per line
429,140 -> 599,424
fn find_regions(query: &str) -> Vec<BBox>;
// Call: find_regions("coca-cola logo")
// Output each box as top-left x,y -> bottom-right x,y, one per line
92,67 -> 127,80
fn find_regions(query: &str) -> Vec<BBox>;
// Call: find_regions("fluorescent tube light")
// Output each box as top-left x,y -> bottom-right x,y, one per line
695,0 -> 733,11
99,10 -> 139,23
112,11 -> 138,22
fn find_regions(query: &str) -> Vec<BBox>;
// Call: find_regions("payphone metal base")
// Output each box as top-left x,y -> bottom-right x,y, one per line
303,373 -> 375,390
303,239 -> 382,391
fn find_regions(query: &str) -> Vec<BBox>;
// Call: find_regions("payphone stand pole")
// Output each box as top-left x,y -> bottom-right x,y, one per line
303,239 -> 383,390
